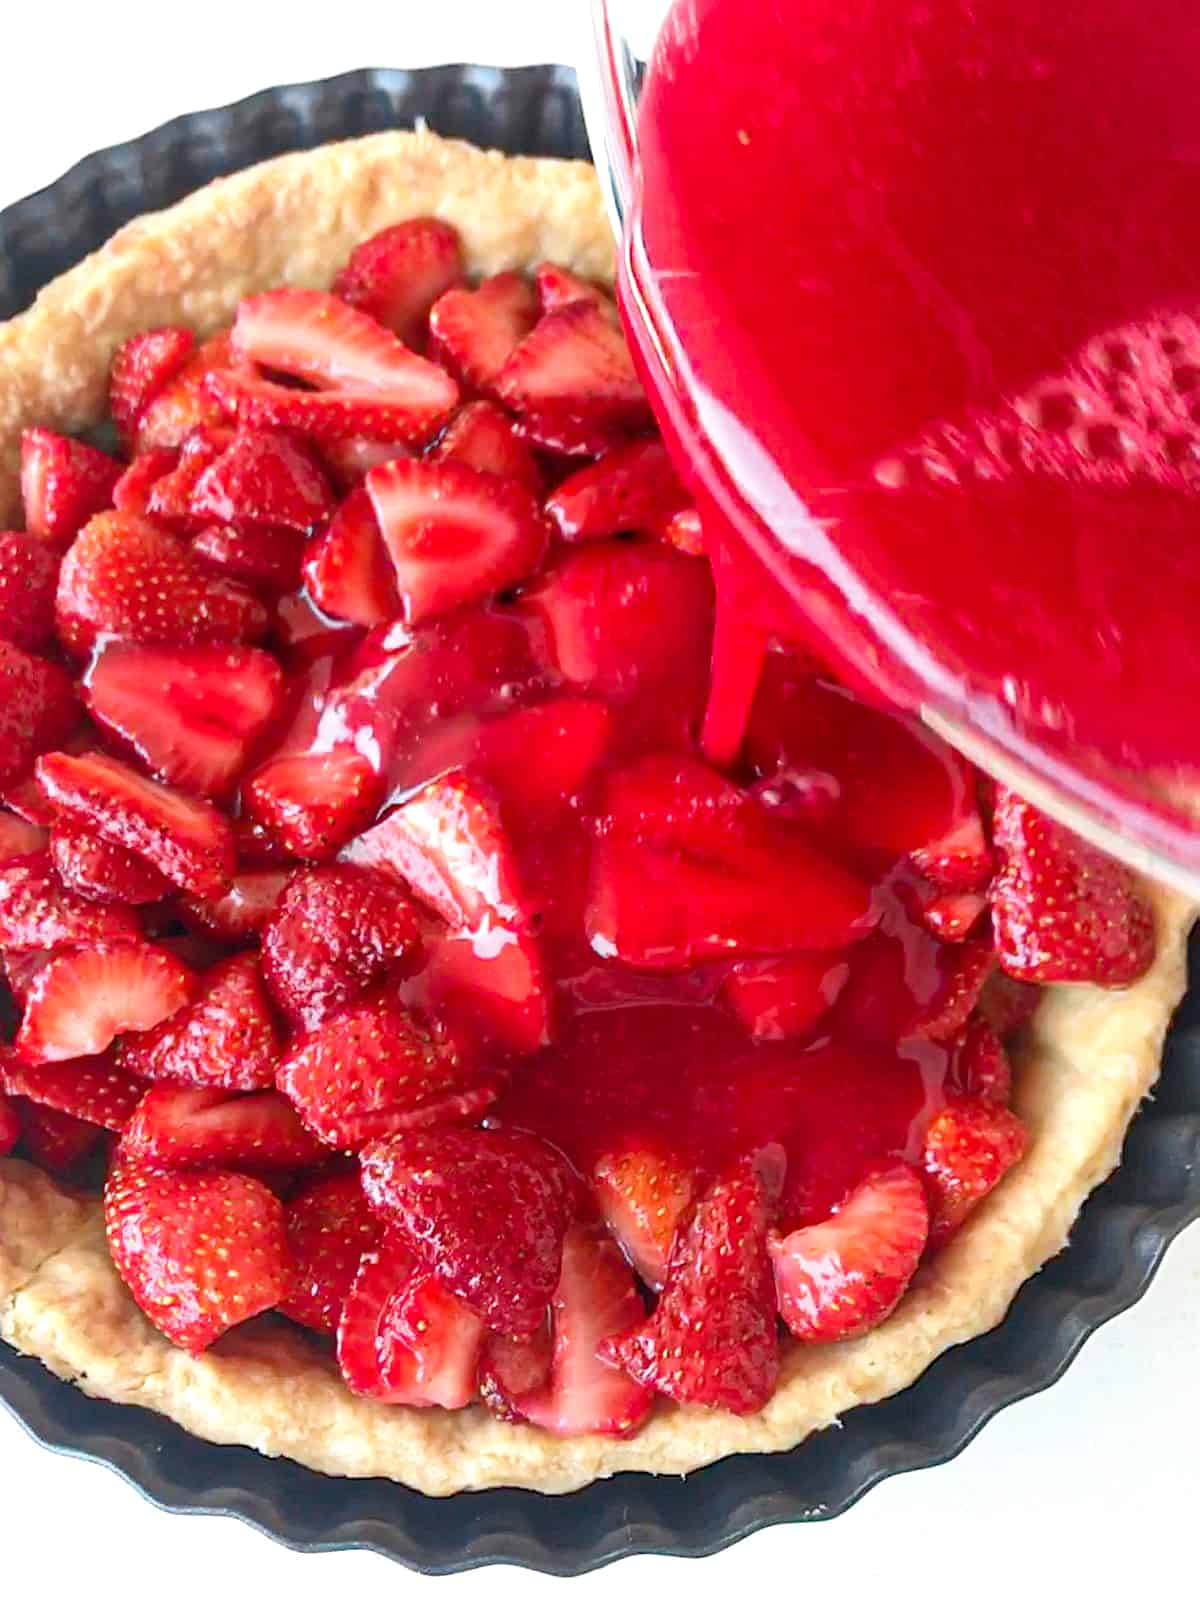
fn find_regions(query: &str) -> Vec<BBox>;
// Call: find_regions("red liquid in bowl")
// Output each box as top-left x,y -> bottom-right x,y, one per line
622,0 -> 1200,830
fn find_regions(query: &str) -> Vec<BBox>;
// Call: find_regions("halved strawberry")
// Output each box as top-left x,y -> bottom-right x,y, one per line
14,1100 -> 102,1171
143,427 -> 233,532
3,1053 -> 146,1131
0,853 -> 141,950
16,942 -> 196,1062
722,950 -> 849,1042
978,969 -> 1041,1039
244,748 -> 383,861
36,750 -> 235,897
601,1152 -> 780,1415
365,457 -> 549,625
277,1170 -> 382,1334
105,1162 -> 290,1353
121,1084 -> 324,1172
588,755 -> 872,969
55,511 -> 268,656
425,923 -> 550,1056
468,697 -> 612,822
332,217 -> 464,347
990,789 -> 1155,984
205,369 -> 454,447
922,890 -> 988,943
911,811 -> 995,892
590,1141 -> 695,1291
427,272 -> 539,392
86,641 -> 284,800
0,641 -> 77,787
433,399 -> 542,493
478,1321 -> 553,1420
949,1017 -> 1013,1104
191,522 -> 298,594
770,1164 -> 929,1342
0,810 -> 47,862
922,1095 -> 1028,1246
189,428 -> 336,533
545,440 -> 688,542
50,823 -> 171,905
134,334 -> 238,453
121,951 -> 281,1092
301,486 -> 398,625
179,868 -> 291,943
337,1231 -> 485,1406
344,771 -> 528,931
260,864 -> 422,1029
0,1091 -> 17,1156
112,448 -> 179,516
361,1126 -> 576,1335
0,530 -> 59,650
276,990 -> 495,1148
533,262 -> 615,317
109,326 -> 196,446
496,299 -> 653,437
319,437 -> 412,489
20,428 -> 122,547
515,1222 -> 652,1438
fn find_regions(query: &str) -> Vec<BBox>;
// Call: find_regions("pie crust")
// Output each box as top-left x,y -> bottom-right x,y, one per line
0,128 -> 1192,1495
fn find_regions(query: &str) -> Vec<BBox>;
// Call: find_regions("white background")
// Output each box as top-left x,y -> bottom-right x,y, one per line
1,3 -> 1198,1593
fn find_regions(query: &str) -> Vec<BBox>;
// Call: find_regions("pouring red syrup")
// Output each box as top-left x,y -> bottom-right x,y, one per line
617,0 -> 1200,859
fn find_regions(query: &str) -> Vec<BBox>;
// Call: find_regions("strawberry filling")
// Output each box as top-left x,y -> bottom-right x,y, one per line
0,223 -> 1153,1436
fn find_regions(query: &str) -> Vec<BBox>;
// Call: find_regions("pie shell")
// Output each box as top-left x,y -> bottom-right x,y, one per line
0,128 -> 1192,1496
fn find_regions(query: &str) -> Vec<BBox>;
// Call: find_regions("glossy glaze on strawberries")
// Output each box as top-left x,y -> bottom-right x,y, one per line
0,218 -> 1156,1435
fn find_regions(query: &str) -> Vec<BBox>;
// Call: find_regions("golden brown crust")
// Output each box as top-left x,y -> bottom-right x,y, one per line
0,129 -> 1192,1495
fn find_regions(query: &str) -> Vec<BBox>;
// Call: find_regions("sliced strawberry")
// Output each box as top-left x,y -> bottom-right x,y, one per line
949,1017 -> 1013,1104
260,864 -> 422,1029
2,950 -> 52,1007
189,428 -> 336,533
923,890 -> 988,943
320,437 -> 412,489
840,923 -> 993,1044
205,368 -> 454,447
86,641 -> 284,800
244,747 -> 383,861
365,457 -> 548,625
0,810 -> 48,862
601,1152 -> 780,1415
545,440 -> 688,543
0,530 -> 59,650
277,1170 -> 382,1334
143,427 -> 233,532
36,750 -> 235,897
17,942 -> 196,1062
132,334 -> 238,454
302,486 -> 398,625
0,1091 -> 17,1156
20,428 -> 122,548
469,697 -> 612,822
109,326 -> 196,446
478,1321 -> 553,1420
0,641 -> 77,787
533,262 -> 615,317
770,1164 -> 929,1342
978,969 -> 1041,1039
515,1222 -> 652,1437
515,409 -> 633,459
121,1084 -> 323,1172
722,951 -> 849,1042
55,511 -> 267,656
361,1126 -> 576,1335
590,1141 -> 695,1291
990,789 -> 1155,984
496,299 -> 653,437
344,771 -> 528,931
3,1053 -> 146,1131
121,952 -> 280,1092
588,755 -> 871,969
337,1232 -> 485,1406
191,522 -> 298,594
425,923 -> 550,1056
112,447 -> 179,516
332,218 -> 464,347
179,868 -> 291,943
428,272 -> 539,392
922,1095 -> 1029,1247
433,399 -> 542,493
0,853 -> 142,950
276,990 -> 495,1148
911,810 -> 995,892
105,1162 -> 290,1353
14,1099 -> 102,1171
50,823 -> 171,905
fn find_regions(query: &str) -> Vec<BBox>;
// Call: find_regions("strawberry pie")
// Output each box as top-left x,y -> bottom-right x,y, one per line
0,131 -> 1190,1495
